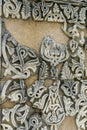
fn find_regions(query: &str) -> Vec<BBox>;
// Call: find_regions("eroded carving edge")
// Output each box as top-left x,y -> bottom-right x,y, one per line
1,0 -> 87,130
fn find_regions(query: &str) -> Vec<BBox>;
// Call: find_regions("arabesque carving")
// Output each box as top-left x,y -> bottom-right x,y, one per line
0,0 -> 87,130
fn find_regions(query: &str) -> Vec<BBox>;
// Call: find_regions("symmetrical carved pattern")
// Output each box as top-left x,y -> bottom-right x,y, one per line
1,0 -> 87,130
0,0 -> 87,36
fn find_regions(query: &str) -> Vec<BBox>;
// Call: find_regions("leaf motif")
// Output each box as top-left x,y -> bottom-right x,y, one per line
1,124 -> 13,130
33,94 -> 48,109
39,61 -> 48,81
8,90 -> 23,102
61,62 -> 73,80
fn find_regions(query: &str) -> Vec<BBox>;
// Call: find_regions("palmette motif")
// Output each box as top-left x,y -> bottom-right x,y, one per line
1,0 -> 87,130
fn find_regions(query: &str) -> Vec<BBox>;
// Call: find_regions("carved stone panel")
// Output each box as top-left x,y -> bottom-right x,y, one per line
0,0 -> 87,130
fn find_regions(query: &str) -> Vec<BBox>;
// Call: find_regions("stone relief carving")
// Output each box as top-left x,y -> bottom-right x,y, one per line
1,29 -> 39,79
0,0 -> 87,130
1,0 -> 87,36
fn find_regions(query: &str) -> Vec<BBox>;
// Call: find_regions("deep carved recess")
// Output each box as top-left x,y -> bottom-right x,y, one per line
0,0 -> 87,130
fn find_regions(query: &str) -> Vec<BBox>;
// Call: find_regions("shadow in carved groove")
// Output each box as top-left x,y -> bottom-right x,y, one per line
1,0 -> 87,130
0,21 -> 87,130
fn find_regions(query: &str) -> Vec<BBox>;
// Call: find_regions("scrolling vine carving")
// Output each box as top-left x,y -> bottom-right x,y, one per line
0,0 -> 87,130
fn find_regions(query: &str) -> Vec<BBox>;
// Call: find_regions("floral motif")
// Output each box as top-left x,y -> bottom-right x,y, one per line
1,0 -> 87,130
1,24 -> 39,79
40,36 -> 69,66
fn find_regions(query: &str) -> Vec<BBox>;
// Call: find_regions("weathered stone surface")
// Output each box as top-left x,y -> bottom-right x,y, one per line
1,1 -> 87,130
